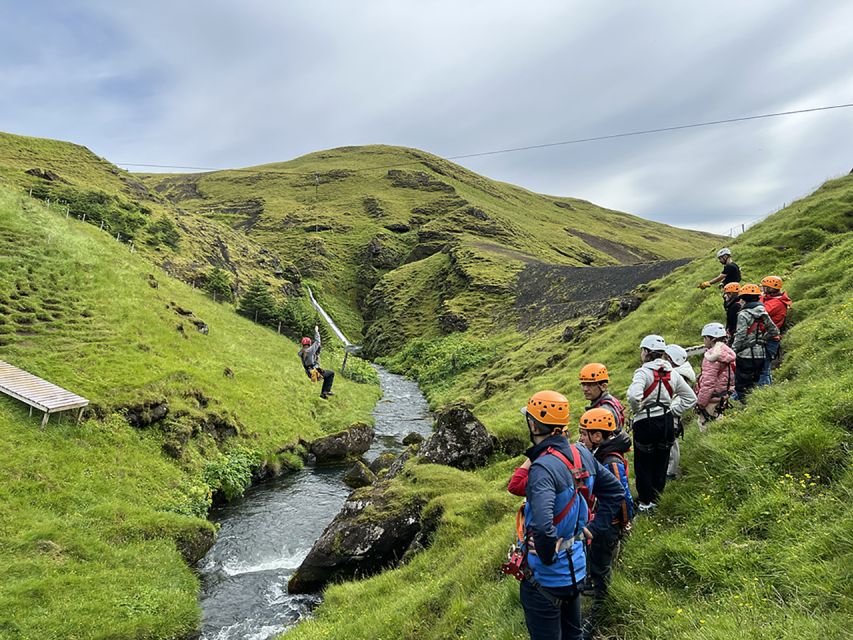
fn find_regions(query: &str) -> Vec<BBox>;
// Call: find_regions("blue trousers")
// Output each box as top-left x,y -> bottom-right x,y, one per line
758,339 -> 780,386
520,579 -> 582,640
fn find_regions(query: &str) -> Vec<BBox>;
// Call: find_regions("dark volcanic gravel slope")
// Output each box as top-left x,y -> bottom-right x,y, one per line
515,258 -> 691,329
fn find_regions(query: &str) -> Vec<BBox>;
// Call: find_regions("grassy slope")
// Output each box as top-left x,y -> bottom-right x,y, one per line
283,175 -> 853,640
0,185 -> 379,639
138,145 -> 721,342
0,131 -> 299,302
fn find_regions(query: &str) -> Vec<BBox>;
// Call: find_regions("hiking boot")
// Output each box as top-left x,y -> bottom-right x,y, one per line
324,391 -> 335,396
319,393 -> 329,400
637,502 -> 657,514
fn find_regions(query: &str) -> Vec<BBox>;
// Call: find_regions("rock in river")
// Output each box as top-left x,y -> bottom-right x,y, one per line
310,422 -> 375,463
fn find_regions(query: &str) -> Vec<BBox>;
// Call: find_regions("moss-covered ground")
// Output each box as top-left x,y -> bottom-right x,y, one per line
0,185 -> 379,639
284,175 -> 853,639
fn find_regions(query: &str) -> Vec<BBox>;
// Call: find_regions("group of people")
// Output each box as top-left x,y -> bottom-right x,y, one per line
506,248 -> 792,640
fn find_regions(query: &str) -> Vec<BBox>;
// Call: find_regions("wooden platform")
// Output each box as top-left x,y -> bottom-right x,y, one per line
0,360 -> 89,427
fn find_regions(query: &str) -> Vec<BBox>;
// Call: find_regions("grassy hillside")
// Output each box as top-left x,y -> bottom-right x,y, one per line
0,132 -> 312,321
0,184 -> 380,639
283,174 -> 853,640
137,145 -> 721,347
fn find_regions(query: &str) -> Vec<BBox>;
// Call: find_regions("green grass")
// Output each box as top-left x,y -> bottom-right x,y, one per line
281,174 -> 853,639
0,185 -> 380,639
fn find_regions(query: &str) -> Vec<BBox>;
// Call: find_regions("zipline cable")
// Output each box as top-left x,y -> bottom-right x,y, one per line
112,101 -> 853,175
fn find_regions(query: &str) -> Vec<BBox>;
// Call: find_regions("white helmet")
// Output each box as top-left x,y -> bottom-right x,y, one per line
716,247 -> 732,258
701,322 -> 726,339
665,344 -> 688,366
640,334 -> 666,351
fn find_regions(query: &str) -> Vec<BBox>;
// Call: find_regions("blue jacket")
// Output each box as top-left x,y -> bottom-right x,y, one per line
521,435 -> 624,588
594,431 -> 635,523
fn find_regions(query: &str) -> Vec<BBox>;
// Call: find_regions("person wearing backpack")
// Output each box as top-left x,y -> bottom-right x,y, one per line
577,408 -> 634,640
698,247 -> 741,290
298,325 -> 335,399
731,284 -> 780,400
758,276 -> 792,386
695,322 -> 736,432
663,344 -> 696,481
508,390 -> 624,640
722,282 -> 742,342
626,335 -> 697,513
578,363 -> 626,430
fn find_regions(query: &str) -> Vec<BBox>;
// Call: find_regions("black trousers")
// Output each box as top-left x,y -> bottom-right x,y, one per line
318,368 -> 335,395
632,414 -> 674,505
734,356 -> 762,399
520,580 -> 582,640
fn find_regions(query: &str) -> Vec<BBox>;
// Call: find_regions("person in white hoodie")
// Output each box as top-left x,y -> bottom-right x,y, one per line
663,344 -> 697,481
627,335 -> 697,512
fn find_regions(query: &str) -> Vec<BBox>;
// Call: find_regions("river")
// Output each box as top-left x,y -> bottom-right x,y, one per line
197,365 -> 431,640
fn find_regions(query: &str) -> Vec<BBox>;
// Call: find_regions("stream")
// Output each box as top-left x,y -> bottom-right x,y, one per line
197,365 -> 432,640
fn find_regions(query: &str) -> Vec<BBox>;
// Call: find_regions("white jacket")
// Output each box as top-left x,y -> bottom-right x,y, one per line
627,359 -> 697,419
673,361 -> 696,385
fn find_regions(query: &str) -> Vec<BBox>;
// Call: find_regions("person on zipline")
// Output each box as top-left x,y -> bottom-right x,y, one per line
698,247 -> 741,290
299,325 -> 335,399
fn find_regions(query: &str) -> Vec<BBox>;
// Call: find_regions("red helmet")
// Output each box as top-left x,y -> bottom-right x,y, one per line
301,337 -> 312,345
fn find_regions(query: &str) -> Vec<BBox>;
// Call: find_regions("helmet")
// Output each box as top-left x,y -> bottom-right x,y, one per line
665,344 -> 688,366
701,322 -> 726,339
716,248 -> 732,258
740,283 -> 761,296
640,334 -> 666,351
723,282 -> 741,294
520,390 -> 570,426
301,337 -> 312,346
579,408 -> 617,432
761,275 -> 783,289
579,363 -> 609,383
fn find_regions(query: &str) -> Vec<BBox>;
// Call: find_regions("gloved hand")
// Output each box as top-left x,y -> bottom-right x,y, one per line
698,281 -> 711,289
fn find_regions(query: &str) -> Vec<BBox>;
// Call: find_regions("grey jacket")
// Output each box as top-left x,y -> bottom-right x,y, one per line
299,327 -> 322,370
731,302 -> 780,360
627,359 -> 697,419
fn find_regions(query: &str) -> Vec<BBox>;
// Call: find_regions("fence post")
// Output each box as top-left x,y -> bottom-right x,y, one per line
277,321 -> 282,334
28,188 -> 32,197
81,213 -> 86,223
99,220 -> 104,231
130,241 -> 135,253
116,232 -> 121,242
342,350 -> 349,374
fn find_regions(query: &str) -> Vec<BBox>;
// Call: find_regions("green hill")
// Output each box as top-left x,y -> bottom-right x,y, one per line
136,145 -> 722,350
0,184 -> 379,639
283,175 -> 853,640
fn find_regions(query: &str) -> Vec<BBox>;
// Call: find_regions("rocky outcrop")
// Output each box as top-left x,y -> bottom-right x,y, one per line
287,482 -> 427,594
419,402 -> 494,470
344,461 -> 376,488
310,422 -> 375,463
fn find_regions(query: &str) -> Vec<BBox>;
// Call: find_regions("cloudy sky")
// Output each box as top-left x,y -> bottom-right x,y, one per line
3,1 -> 853,233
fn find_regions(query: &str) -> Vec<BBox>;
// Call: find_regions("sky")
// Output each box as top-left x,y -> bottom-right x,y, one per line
2,1 -> 853,234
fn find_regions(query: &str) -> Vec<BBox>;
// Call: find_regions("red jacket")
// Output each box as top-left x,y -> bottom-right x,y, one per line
508,467 -> 528,496
761,292 -> 792,332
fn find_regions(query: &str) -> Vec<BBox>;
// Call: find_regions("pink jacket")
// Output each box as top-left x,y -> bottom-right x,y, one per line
696,342 -> 736,406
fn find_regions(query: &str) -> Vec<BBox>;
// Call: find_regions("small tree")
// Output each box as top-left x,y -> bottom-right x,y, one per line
205,267 -> 233,302
238,278 -> 277,325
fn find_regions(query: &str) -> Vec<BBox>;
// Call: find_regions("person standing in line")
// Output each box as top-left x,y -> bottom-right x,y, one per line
577,408 -> 634,640
509,391 -> 624,640
758,275 -> 792,386
695,322 -> 736,431
626,335 -> 696,513
298,325 -> 336,399
662,344 -> 696,481
731,284 -> 779,401
722,282 -> 742,343
578,363 -> 626,430
698,247 -> 741,290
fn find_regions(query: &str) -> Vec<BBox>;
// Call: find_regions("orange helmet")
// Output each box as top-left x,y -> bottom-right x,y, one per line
579,408 -> 616,432
740,283 -> 761,296
723,282 -> 740,294
761,275 -> 783,289
521,390 -> 569,427
579,363 -> 609,383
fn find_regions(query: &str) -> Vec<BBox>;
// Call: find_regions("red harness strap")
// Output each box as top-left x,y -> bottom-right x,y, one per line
642,367 -> 673,400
